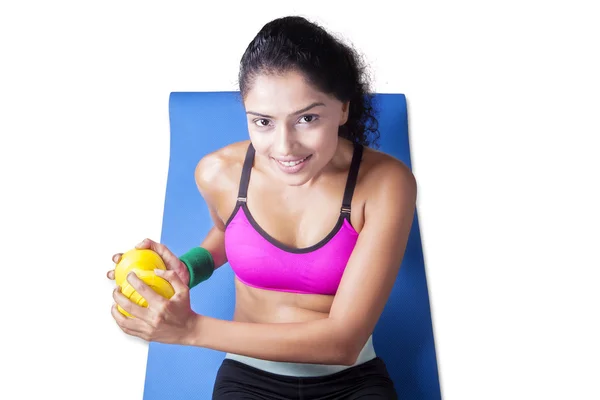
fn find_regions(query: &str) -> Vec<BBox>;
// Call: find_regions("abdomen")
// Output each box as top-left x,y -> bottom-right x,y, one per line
232,276 -> 334,324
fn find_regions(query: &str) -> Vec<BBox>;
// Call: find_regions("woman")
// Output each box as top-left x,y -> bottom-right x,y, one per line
107,16 -> 416,399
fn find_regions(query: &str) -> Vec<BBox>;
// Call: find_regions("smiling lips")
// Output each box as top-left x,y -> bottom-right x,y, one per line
273,154 -> 312,173
277,156 -> 309,166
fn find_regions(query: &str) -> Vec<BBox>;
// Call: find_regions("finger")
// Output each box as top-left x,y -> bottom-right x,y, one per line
136,238 -> 166,255
112,253 -> 122,264
111,304 -> 148,337
135,238 -> 180,269
155,269 -> 188,294
126,271 -> 165,307
135,238 -> 153,250
106,270 -> 115,280
112,287 -> 151,321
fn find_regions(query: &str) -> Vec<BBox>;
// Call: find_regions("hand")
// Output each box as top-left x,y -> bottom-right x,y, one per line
106,238 -> 191,287
111,266 -> 199,344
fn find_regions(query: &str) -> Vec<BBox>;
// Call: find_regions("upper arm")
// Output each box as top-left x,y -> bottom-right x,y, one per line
194,142 -> 247,230
193,147 -> 244,268
328,156 -> 418,360
195,153 -> 228,231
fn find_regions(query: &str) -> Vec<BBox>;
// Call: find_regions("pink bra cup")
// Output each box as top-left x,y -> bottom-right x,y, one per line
224,143 -> 364,295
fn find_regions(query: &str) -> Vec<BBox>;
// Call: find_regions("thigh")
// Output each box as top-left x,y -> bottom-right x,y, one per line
343,382 -> 398,400
212,359 -> 299,400
301,357 -> 398,400
339,366 -> 398,400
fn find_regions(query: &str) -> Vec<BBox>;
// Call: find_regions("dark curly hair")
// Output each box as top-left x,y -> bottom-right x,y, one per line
238,16 -> 380,148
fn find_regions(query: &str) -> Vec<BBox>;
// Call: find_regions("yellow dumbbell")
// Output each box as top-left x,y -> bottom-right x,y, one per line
114,248 -> 175,318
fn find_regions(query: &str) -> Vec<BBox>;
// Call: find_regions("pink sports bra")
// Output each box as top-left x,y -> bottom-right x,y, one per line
224,142 -> 364,295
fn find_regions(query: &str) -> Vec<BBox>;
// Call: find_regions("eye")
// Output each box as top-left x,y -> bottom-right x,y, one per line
298,115 -> 318,124
253,118 -> 271,127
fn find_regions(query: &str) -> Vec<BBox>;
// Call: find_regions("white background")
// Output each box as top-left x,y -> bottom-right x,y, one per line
1,1 -> 598,399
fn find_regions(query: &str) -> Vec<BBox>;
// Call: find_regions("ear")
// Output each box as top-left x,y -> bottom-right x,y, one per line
340,101 -> 350,125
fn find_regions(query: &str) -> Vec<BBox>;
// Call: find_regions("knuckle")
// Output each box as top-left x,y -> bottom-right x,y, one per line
131,282 -> 146,297
128,274 -> 142,289
165,270 -> 176,279
152,315 -> 163,327
157,301 -> 168,314
156,242 -> 167,253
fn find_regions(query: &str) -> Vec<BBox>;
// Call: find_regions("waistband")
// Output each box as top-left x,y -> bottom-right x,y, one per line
224,334 -> 377,377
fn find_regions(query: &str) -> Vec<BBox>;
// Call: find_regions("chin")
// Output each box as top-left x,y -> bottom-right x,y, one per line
282,175 -> 314,187
275,169 -> 315,187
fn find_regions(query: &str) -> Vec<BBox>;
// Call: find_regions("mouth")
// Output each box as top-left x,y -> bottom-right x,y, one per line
272,155 -> 313,173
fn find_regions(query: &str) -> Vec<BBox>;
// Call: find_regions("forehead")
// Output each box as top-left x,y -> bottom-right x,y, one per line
244,70 -> 334,114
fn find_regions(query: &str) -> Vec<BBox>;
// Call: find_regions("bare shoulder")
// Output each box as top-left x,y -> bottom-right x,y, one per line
195,140 -> 249,189
194,140 -> 250,219
359,147 -> 417,207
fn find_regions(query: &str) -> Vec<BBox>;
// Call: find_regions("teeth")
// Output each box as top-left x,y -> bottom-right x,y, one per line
278,156 -> 307,167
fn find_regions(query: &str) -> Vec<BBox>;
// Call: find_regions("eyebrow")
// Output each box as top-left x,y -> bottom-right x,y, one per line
246,102 -> 326,118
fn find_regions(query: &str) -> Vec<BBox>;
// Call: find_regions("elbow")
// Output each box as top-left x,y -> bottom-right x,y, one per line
325,317 -> 371,366
327,321 -> 366,366
323,337 -> 357,366
339,355 -> 359,367
336,338 -> 363,367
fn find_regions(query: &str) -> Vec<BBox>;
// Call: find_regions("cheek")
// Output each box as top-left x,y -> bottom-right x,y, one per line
305,123 -> 339,153
248,131 -> 270,154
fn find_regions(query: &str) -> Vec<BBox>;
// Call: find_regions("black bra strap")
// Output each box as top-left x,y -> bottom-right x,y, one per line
341,143 -> 364,215
238,142 -> 362,212
237,143 -> 255,203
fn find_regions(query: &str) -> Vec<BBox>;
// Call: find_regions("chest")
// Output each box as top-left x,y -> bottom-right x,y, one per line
243,178 -> 360,249
224,205 -> 359,295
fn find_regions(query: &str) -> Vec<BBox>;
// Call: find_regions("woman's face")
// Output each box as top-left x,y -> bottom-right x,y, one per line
243,70 -> 349,187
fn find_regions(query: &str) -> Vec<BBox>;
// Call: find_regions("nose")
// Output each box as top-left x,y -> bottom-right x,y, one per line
273,123 -> 294,155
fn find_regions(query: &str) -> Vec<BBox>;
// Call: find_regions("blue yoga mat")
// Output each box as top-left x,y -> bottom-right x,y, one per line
143,92 -> 441,399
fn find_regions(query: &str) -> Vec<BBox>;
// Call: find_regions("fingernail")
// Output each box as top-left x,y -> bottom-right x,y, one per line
154,269 -> 163,275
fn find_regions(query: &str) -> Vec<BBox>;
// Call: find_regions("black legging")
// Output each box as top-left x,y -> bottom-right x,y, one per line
212,356 -> 398,399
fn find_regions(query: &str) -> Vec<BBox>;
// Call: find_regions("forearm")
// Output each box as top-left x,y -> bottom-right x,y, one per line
186,315 -> 355,365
